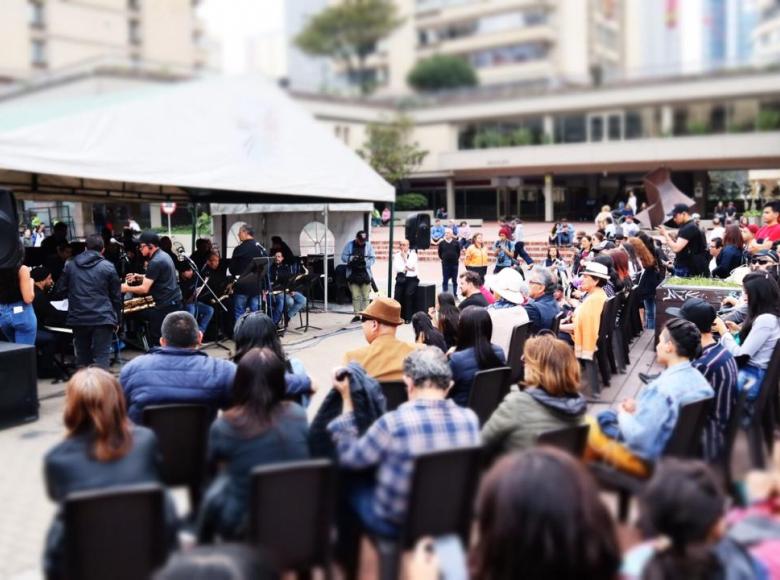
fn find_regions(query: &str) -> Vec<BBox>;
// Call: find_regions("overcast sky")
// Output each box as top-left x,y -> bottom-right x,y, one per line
199,0 -> 286,74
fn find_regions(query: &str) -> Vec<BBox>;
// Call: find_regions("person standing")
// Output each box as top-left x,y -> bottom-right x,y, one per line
393,239 -> 419,324
464,233 -> 489,280
658,204 -> 709,277
341,231 -> 376,323
512,219 -> 534,266
626,190 -> 638,215
121,231 -> 182,348
492,231 -> 515,274
59,234 -> 121,368
438,228 -> 460,294
0,239 -> 36,345
229,225 -> 267,322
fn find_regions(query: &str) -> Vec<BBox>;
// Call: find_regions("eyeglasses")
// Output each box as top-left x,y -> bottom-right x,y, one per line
752,259 -> 775,265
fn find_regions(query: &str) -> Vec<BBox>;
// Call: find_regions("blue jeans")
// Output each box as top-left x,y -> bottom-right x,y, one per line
185,302 -> 214,334
442,262 -> 459,293
269,293 -> 285,325
643,297 -> 656,330
673,266 -> 691,277
348,480 -> 400,538
233,293 -> 260,322
739,364 -> 767,426
0,302 -> 37,345
73,325 -> 114,368
285,292 -> 307,321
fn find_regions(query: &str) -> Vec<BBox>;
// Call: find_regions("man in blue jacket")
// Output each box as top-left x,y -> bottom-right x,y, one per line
120,311 -> 236,423
524,267 -> 560,334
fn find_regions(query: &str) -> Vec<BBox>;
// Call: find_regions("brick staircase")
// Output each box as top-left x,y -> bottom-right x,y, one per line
372,240 -> 577,263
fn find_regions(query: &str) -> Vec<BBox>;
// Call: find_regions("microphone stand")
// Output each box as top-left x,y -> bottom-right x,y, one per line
179,252 -> 230,351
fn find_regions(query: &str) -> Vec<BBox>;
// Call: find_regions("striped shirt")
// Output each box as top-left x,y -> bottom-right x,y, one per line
693,342 -> 739,461
327,398 -> 480,524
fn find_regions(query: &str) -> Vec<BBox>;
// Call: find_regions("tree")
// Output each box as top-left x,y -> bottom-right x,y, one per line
358,116 -> 428,186
294,0 -> 403,96
407,55 -> 478,92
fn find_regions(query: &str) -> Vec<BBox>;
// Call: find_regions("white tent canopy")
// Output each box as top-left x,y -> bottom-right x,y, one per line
0,75 -> 394,203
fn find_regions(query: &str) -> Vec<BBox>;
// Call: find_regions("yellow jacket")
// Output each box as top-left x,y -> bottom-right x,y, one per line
343,334 -> 423,382
464,244 -> 489,268
574,287 -> 607,361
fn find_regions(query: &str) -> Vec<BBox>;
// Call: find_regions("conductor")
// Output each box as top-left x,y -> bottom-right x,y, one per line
230,224 -> 268,321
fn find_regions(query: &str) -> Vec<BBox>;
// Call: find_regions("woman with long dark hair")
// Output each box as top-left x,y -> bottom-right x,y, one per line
411,312 -> 447,352
629,237 -> 661,329
199,348 -> 310,540
233,312 -> 312,400
714,272 -> 780,413
712,225 -> 745,279
448,306 -> 505,406
435,292 -> 460,349
464,233 -> 489,279
0,238 -> 36,344
44,368 -> 177,577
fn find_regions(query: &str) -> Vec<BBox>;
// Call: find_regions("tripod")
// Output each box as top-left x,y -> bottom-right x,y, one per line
180,252 -> 230,351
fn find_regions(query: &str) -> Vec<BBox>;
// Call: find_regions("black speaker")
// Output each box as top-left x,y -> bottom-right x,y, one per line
0,188 -> 22,269
405,213 -> 431,250
415,282 -> 436,315
0,342 -> 39,429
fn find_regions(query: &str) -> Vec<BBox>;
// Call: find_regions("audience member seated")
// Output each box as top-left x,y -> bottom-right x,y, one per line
457,270 -> 488,310
153,544 -> 279,580
120,311 -> 236,423
328,347 -> 480,538
712,225 -> 745,279
429,219 -> 445,245
448,306 -> 506,407
482,334 -> 586,454
43,368 -> 178,578
178,261 -> 215,334
713,272 -> 780,422
198,348 -> 309,541
233,312 -> 313,401
585,319 -> 714,477
666,298 -> 738,461
524,266 -> 561,334
621,459 -> 759,580
411,312 -> 447,352
270,235 -> 295,264
411,448 -> 620,580
44,242 -> 72,283
342,297 -> 421,381
559,262 -> 610,361
485,268 -> 530,355
433,292 -> 459,349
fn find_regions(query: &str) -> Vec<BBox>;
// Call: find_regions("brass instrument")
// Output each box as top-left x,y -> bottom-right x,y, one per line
123,296 -> 156,314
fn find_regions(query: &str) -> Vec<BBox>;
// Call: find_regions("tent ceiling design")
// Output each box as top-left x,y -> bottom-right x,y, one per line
0,76 -> 395,204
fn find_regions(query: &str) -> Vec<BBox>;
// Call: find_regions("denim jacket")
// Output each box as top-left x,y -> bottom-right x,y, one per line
493,239 -> 515,268
617,362 -> 713,460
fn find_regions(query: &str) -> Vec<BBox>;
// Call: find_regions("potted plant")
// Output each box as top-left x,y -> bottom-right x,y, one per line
743,208 -> 762,226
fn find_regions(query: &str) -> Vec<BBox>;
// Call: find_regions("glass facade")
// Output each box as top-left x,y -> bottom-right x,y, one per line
468,42 -> 549,68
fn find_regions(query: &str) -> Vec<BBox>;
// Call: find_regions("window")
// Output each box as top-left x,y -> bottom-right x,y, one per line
29,1 -> 44,28
128,20 -> 141,45
128,0 -> 140,10
555,115 -> 586,144
468,42 -> 548,69
31,39 -> 47,67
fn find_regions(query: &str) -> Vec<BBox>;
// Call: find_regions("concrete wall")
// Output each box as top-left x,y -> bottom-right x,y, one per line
0,1 -> 32,78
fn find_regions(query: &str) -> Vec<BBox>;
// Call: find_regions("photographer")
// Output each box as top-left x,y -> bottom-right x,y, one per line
341,231 -> 376,323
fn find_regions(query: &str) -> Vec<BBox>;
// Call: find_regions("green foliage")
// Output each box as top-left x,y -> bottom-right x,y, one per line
396,193 -> 428,210
407,55 -> 477,92
294,0 -> 402,95
508,128 -> 534,146
757,110 -> 780,131
665,276 -> 740,288
686,120 -> 710,135
743,208 -> 763,217
472,127 -> 536,148
358,115 -> 428,185
197,212 -> 212,235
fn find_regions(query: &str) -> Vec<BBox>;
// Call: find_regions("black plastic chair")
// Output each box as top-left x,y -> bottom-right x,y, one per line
64,483 -> 169,580
468,366 -> 512,426
372,445 -> 483,580
537,424 -> 591,458
380,381 -> 408,412
590,397 -> 712,522
550,311 -> 565,336
611,291 -> 628,373
746,342 -> 780,468
142,404 -> 212,512
506,323 -> 529,384
596,297 -> 617,386
248,459 -> 337,577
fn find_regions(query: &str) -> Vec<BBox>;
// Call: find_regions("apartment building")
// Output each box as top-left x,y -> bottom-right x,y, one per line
754,0 -> 780,64
0,0 -> 208,84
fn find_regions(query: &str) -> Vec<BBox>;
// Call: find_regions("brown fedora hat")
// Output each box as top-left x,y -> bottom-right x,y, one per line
359,296 -> 404,326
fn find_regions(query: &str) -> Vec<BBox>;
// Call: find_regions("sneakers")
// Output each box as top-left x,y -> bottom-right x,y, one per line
639,372 -> 661,384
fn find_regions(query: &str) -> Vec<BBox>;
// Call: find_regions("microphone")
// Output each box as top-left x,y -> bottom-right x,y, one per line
109,238 -> 124,247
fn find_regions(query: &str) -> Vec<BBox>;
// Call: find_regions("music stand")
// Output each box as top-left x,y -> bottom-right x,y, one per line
251,256 -> 273,320
182,253 -> 230,351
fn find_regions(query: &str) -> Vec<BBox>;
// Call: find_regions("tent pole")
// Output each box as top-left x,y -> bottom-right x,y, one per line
190,203 -> 197,252
324,204 -> 329,312
386,202 -> 395,297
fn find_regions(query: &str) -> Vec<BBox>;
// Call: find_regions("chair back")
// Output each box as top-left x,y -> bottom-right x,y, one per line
598,297 -> 617,343
551,311 -> 565,336
467,366 -> 512,425
249,459 -> 336,572
380,381 -> 408,412
506,323 -> 529,384
758,341 -> 780,449
142,404 -> 212,488
402,445 -> 482,550
663,397 -> 712,458
536,424 -> 590,457
64,483 -> 168,580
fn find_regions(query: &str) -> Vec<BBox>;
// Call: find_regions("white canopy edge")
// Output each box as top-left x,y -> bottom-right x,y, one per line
211,202 -> 375,215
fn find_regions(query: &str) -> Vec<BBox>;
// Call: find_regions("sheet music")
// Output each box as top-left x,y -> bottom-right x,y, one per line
51,299 -> 68,312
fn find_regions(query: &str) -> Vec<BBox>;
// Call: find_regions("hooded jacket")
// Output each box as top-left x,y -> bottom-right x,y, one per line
481,385 -> 587,453
56,250 -> 121,327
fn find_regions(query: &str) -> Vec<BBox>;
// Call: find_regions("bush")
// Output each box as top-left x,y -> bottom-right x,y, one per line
757,110 -> 780,131
407,55 -> 478,92
396,193 -> 428,211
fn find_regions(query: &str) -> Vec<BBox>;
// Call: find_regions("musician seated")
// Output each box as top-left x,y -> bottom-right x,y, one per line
178,261 -> 214,334
30,267 -> 70,378
44,241 -> 72,283
190,238 -> 214,272
269,251 -> 307,328
270,236 -> 295,264
119,311 -> 236,424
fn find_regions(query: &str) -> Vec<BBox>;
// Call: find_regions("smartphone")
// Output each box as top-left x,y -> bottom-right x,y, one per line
432,535 -> 467,580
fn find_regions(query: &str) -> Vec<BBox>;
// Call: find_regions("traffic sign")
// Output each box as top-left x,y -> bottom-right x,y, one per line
161,202 -> 177,215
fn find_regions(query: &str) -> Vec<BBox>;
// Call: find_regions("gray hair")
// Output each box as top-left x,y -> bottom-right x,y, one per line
402,347 -> 452,390
239,224 -> 255,237
530,266 -> 556,293
161,311 -> 199,347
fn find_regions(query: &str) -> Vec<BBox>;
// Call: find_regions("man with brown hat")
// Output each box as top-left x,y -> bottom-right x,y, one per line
343,296 -> 421,381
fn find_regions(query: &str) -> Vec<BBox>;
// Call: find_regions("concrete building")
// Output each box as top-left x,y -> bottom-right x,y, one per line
0,0 -> 208,84
754,0 -> 780,64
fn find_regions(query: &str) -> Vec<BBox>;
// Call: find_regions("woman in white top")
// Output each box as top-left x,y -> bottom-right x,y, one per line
393,239 -> 419,324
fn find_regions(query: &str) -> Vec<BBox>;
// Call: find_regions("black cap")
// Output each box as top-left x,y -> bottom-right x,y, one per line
138,231 -> 160,246
667,203 -> 691,217
356,231 -> 367,241
753,249 -> 779,264
31,266 -> 51,282
666,297 -> 716,333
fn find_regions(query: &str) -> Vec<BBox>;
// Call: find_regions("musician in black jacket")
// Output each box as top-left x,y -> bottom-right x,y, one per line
31,267 -> 70,378
177,261 -> 214,334
269,251 -> 307,328
229,225 -> 267,321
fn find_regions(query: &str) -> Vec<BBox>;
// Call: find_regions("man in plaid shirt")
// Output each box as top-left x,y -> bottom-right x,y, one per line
328,347 -> 480,537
